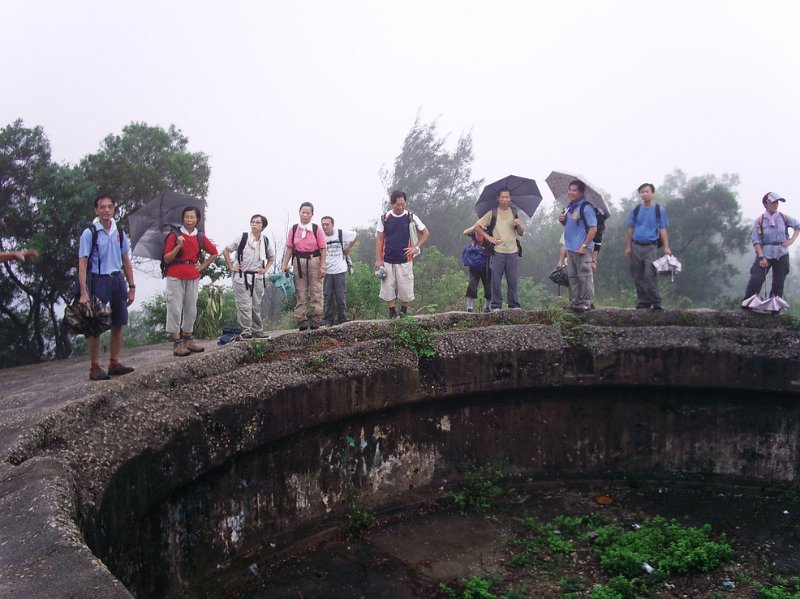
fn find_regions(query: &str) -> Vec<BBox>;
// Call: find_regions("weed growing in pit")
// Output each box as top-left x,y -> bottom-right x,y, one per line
309,354 -> 325,370
509,514 -> 598,568
446,459 -> 510,514
754,576 -> 800,599
388,316 -> 436,358
438,574 -> 503,599
344,499 -> 375,535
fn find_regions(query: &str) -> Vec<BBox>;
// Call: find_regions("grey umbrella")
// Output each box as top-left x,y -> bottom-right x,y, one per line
128,191 -> 207,260
545,171 -> 609,215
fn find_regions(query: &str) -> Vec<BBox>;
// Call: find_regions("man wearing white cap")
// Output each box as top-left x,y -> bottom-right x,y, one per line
743,192 -> 799,301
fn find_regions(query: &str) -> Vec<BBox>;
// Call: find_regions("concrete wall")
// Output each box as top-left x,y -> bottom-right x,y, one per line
2,310 -> 799,597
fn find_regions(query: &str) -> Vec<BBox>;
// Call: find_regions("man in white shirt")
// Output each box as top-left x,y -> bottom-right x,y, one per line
321,216 -> 359,326
223,214 -> 275,339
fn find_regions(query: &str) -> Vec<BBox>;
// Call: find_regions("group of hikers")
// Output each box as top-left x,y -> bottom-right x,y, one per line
3,179 -> 794,382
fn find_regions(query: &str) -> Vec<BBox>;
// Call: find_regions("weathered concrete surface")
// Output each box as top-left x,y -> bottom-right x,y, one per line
0,309 -> 798,598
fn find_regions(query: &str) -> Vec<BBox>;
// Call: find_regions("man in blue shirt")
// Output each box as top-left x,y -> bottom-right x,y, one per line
78,194 -> 136,381
558,180 -> 596,311
624,183 -> 671,311
742,192 -> 799,302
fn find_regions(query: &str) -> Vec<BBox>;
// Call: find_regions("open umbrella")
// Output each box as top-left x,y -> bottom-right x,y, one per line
546,171 -> 609,216
128,191 -> 207,260
475,175 -> 543,220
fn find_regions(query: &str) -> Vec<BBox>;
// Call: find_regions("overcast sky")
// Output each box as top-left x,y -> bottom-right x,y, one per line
3,0 -> 799,298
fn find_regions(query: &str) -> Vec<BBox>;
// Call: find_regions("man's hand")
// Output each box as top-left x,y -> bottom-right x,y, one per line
79,290 -> 89,304
558,212 -> 567,224
374,259 -> 384,269
623,245 -> 632,258
127,288 -> 135,306
664,247 -> 672,256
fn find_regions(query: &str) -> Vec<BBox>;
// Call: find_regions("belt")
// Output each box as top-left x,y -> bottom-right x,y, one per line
633,241 -> 657,246
91,271 -> 121,277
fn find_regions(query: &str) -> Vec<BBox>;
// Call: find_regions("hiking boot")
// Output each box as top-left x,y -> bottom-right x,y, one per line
399,306 -> 408,317
651,305 -> 664,312
184,338 -> 205,353
636,303 -> 651,309
388,307 -> 398,319
299,322 -> 309,331
173,342 -> 191,357
251,331 -> 271,339
108,362 -> 134,376
89,366 -> 110,381
239,332 -> 253,340
310,322 -> 320,330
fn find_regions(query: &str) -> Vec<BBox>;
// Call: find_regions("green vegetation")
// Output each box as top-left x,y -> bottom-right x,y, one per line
388,315 -> 437,358
438,575 -> 504,599
446,459 -> 510,514
344,499 -> 375,535
250,340 -> 268,359
754,576 -> 800,599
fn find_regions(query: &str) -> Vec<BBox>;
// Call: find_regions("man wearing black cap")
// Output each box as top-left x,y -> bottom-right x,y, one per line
743,192 -> 799,301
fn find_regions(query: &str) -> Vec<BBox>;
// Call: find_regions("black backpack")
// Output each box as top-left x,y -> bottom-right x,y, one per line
632,204 -> 663,247
236,232 -> 269,266
160,225 -> 206,277
579,203 -> 608,251
326,228 -> 354,274
73,223 -> 126,298
486,208 -> 522,257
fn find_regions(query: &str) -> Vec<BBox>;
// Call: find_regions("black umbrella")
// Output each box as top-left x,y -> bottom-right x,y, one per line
128,191 -> 207,260
475,175 -> 543,220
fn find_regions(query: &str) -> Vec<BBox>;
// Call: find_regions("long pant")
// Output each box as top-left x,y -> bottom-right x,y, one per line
630,243 -> 661,307
466,264 -> 491,302
323,271 -> 348,325
566,250 -> 593,307
232,273 -> 265,334
165,277 -> 200,334
294,255 -> 323,325
489,252 -> 519,309
744,253 -> 790,299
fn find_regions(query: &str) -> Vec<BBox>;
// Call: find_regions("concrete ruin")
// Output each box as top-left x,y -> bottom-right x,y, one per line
1,309 -> 799,597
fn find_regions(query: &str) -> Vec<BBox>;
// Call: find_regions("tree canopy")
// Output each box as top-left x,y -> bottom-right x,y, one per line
0,120 -> 210,366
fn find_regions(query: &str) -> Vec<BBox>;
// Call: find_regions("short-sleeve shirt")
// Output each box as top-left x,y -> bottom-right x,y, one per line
564,199 -> 597,252
477,208 -> 518,254
286,224 -> 327,254
164,229 -> 218,280
324,229 -> 357,274
224,234 -> 276,272
78,221 -> 129,274
627,204 -> 669,244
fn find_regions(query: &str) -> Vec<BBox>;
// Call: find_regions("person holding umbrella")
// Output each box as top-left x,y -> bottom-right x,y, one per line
163,205 -> 219,356
475,187 -> 525,310
558,180 -> 596,312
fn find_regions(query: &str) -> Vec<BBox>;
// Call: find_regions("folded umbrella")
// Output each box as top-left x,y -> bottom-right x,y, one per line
267,271 -> 295,297
652,254 -> 682,282
64,296 -> 112,337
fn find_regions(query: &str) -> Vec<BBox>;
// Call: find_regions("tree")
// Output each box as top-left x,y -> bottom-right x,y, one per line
0,120 -> 212,368
374,115 -> 484,260
648,171 -> 749,305
80,122 -> 210,227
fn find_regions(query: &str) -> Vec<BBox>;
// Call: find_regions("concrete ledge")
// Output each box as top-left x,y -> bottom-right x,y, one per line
1,309 -> 798,597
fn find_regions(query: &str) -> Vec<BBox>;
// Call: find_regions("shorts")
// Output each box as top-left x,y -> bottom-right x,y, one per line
89,272 -> 128,327
379,261 -> 415,303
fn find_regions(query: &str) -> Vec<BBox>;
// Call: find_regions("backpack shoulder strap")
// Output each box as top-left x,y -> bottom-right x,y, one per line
236,232 -> 248,262
338,229 -> 343,246
488,208 -> 498,233
655,204 -> 661,226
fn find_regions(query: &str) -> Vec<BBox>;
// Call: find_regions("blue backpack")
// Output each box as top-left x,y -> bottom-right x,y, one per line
461,243 -> 488,269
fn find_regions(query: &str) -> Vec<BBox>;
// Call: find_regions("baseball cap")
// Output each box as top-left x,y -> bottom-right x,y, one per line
765,192 -> 786,203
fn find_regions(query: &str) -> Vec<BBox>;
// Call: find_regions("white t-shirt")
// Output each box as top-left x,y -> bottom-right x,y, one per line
324,229 -> 357,274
